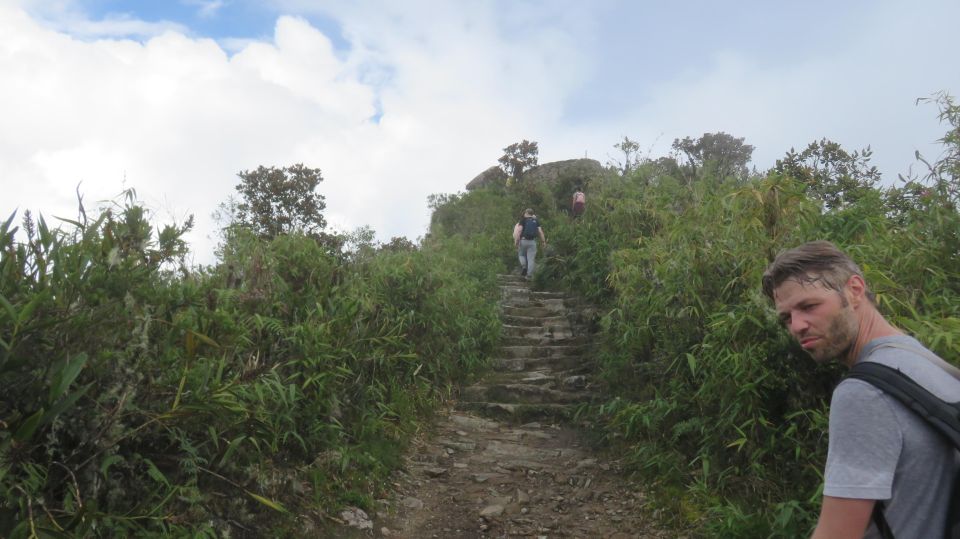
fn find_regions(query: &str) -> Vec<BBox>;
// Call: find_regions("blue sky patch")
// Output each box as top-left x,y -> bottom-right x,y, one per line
52,0 -> 350,51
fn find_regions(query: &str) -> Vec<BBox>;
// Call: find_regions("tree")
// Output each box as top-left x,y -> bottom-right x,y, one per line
498,140 -> 539,179
233,164 -> 327,239
672,132 -> 755,181
774,139 -> 880,211
608,136 -> 643,176
380,236 -> 417,252
885,93 -> 960,228
916,92 -> 960,204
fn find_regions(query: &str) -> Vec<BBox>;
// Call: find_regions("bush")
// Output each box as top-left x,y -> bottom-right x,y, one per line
0,190 -> 502,536
531,102 -> 960,536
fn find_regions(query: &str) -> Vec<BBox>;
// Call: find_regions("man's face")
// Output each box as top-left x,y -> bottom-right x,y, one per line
773,278 -> 859,363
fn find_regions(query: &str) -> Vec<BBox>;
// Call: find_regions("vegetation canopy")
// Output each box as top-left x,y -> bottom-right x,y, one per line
234,163 -> 327,239
498,139 -> 540,179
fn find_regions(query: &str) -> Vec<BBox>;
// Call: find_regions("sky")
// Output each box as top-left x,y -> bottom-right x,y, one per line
2,0 -> 958,265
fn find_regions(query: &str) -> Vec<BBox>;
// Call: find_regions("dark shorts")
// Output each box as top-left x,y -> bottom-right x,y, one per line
572,202 -> 585,216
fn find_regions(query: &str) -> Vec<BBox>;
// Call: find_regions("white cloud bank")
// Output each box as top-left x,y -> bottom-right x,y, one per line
1,2 -> 591,264
2,0 -> 958,265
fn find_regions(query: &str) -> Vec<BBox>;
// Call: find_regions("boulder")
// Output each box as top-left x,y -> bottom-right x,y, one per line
340,507 -> 373,530
466,165 -> 508,190
521,158 -> 606,186
465,158 -> 606,191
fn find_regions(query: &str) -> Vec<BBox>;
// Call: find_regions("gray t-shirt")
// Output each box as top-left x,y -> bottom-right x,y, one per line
825,335 -> 960,538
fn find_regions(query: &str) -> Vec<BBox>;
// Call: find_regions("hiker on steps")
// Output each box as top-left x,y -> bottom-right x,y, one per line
571,186 -> 586,218
763,241 -> 960,539
513,208 -> 546,279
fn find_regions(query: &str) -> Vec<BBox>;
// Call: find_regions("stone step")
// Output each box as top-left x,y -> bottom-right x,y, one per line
502,307 -> 572,320
497,284 -> 528,292
455,401 -> 578,423
491,370 -> 556,386
498,286 -> 529,295
498,344 -> 587,359
501,306 -> 562,319
500,335 -> 591,347
500,290 -> 569,302
501,337 -> 577,347
499,285 -> 531,294
461,383 -> 593,405
501,314 -> 572,327
501,299 -> 569,312
491,356 -> 593,373
530,291 -> 568,300
483,370 -> 594,391
488,276 -> 597,426
502,324 -> 575,340
493,355 -> 589,373
502,325 -> 591,338
500,285 -> 564,294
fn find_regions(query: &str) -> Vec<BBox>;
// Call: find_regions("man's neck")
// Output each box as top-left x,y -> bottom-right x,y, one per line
844,308 -> 903,368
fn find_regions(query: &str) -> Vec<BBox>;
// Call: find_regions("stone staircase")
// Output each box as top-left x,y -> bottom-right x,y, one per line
457,274 -> 597,422
371,275 -> 667,538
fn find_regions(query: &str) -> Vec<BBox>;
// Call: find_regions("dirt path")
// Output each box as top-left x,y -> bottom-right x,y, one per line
334,274 -> 671,538
377,409 -> 668,538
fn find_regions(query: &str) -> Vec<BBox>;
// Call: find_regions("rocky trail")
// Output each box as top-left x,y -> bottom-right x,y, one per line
335,274 -> 670,538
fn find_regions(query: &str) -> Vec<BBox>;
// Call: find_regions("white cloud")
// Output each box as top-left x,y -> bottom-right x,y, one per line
566,0 -> 960,183
1,5 -> 387,264
3,0 -> 958,267
3,1 -> 596,264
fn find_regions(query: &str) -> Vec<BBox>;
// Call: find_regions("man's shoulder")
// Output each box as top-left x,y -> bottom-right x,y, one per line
832,377 -> 888,408
860,337 -> 960,401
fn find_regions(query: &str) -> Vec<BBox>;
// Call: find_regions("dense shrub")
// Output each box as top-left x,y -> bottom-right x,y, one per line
0,191 -> 501,536
534,96 -> 960,536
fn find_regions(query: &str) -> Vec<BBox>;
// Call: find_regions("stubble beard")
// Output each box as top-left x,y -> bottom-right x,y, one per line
808,306 -> 858,363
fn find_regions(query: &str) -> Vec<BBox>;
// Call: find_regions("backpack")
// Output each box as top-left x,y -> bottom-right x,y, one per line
573,191 -> 585,204
520,217 -> 539,240
846,345 -> 960,539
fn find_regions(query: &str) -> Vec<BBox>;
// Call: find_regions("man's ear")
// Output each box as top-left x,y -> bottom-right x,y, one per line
845,274 -> 867,307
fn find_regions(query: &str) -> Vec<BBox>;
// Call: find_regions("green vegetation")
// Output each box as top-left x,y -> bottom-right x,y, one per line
0,179 -> 501,535
2,92 -> 957,537
535,92 -> 960,537
498,139 -> 540,180
232,163 -> 329,239
429,92 -> 960,537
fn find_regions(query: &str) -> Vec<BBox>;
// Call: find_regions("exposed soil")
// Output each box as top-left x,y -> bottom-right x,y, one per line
373,409 -> 671,538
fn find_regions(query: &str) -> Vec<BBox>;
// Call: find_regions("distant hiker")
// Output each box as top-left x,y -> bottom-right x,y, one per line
571,187 -> 586,218
763,241 -> 960,539
513,208 -> 546,279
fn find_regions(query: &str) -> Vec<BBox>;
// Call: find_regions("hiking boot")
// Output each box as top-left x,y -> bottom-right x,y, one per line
520,267 -> 527,276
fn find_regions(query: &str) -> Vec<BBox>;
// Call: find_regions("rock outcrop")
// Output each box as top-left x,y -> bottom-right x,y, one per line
465,165 -> 508,191
465,158 -> 607,190
520,158 -> 605,187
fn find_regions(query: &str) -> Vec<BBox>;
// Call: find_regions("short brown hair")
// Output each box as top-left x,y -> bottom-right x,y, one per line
762,241 -> 873,302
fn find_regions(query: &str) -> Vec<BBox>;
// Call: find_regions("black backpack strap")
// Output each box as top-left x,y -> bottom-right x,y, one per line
846,362 -> 960,449
872,501 -> 895,539
847,361 -> 960,539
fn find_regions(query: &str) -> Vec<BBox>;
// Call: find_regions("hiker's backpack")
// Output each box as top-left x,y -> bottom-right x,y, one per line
573,191 -> 585,204
520,217 -> 539,240
846,349 -> 960,539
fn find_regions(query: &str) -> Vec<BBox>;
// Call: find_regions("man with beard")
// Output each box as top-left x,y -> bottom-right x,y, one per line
762,241 -> 960,538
